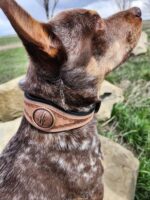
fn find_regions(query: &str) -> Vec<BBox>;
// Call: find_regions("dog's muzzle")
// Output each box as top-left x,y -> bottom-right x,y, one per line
24,93 -> 101,133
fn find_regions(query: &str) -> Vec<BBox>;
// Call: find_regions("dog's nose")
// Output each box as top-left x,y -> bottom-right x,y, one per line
130,7 -> 142,18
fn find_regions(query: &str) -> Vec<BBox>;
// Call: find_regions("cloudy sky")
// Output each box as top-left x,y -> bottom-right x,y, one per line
0,0 -> 149,36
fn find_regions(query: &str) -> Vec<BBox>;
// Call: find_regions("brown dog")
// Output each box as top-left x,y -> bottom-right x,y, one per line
0,1 -> 142,200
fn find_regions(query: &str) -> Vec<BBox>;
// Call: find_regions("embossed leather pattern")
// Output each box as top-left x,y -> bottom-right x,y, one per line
24,97 -> 95,133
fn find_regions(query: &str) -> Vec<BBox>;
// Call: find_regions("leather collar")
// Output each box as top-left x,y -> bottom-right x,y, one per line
24,93 -> 101,133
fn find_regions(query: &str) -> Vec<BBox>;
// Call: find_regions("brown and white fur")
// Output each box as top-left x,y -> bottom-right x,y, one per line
0,1 -> 142,200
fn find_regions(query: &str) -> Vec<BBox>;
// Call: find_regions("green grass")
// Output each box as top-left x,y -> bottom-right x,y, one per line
100,101 -> 150,200
99,31 -> 150,200
107,51 -> 150,83
0,47 -> 28,84
0,35 -> 20,46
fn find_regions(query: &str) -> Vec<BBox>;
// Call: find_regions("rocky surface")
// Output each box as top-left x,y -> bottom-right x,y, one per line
101,136 -> 139,200
0,118 -> 139,200
0,117 -> 22,150
97,81 -> 124,121
0,76 -> 24,122
132,31 -> 148,56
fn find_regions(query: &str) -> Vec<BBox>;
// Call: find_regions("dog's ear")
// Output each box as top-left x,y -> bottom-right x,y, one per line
1,0 -> 61,59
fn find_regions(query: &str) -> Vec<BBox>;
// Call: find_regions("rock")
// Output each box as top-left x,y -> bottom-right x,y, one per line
119,80 -> 131,91
97,81 -> 124,121
0,119 -> 139,200
0,76 -> 24,122
132,31 -> 148,56
100,136 -> 139,200
0,117 -> 22,152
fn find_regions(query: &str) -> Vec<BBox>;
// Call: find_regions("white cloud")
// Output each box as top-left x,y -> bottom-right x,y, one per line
85,1 -> 118,18
132,0 -> 146,8
0,18 -> 3,26
85,0 -> 149,19
0,0 -> 149,36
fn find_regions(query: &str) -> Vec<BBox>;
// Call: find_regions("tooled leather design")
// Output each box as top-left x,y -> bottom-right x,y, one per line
33,109 -> 54,128
24,97 -> 94,133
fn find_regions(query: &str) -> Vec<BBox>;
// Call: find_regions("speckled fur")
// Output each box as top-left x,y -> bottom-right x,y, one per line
0,1 -> 142,200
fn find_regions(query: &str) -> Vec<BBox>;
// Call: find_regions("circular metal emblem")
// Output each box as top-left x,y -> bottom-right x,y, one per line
33,108 -> 54,128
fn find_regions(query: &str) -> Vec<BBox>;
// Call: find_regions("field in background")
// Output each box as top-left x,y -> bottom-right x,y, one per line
0,35 -> 27,84
0,28 -> 150,199
0,48 -> 27,84
0,35 -> 20,46
143,20 -> 150,30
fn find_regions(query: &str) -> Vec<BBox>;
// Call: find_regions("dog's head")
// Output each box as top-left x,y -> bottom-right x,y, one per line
8,4 -> 141,111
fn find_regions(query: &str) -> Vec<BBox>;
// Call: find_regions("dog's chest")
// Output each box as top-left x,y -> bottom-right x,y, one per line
50,150 -> 101,186
16,137 -> 102,199
44,134 -> 102,192
37,151 -> 103,200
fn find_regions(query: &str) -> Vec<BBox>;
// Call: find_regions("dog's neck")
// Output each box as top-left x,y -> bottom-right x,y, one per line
17,60 -> 101,146
18,66 -> 101,153
21,63 -> 99,113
